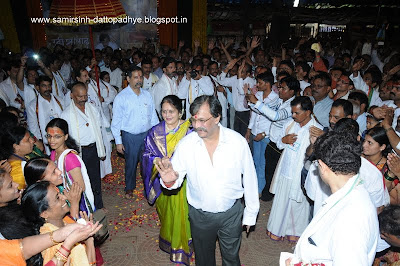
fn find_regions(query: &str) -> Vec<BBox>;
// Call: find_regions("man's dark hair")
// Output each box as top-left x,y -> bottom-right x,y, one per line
379,205 -> 400,237
208,61 -> 218,69
127,66 -> 143,78
348,91 -> 369,112
364,69 -> 382,87
280,60 -> 294,72
100,71 -> 109,80
202,54 -> 211,61
330,67 -> 344,75
291,96 -> 313,112
132,50 -> 143,59
276,71 -> 291,80
295,61 -> 311,76
332,99 -> 353,117
35,75 -> 52,86
281,76 -> 301,95
314,72 -> 332,87
141,59 -> 152,66
162,57 -> 175,69
74,68 -> 86,80
256,72 -> 274,86
334,118 -> 359,137
190,95 -> 222,118
191,59 -> 203,69
314,131 -> 362,175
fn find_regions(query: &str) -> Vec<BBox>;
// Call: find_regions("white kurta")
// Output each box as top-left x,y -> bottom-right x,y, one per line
289,175 -> 379,266
210,74 -> 228,127
149,74 -> 178,114
26,94 -> 64,153
0,77 -> 23,108
177,76 -> 214,118
267,116 -> 322,240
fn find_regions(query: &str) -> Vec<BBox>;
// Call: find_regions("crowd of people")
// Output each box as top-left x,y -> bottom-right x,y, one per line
1,32 -> 400,265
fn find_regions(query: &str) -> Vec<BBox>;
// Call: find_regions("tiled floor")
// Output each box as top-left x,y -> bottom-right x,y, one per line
100,150 -> 294,265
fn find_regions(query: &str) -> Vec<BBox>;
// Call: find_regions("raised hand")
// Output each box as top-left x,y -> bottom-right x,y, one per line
388,153 -> 400,177
250,36 -> 260,49
21,55 -> 28,66
154,157 -> 179,184
352,59 -> 364,73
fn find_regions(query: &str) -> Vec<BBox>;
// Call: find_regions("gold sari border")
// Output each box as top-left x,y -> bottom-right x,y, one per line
159,235 -> 193,266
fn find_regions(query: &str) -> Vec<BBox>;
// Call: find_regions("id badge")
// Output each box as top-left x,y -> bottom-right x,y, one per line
288,142 -> 300,152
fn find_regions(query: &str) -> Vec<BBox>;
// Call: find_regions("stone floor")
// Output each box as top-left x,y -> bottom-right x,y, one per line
100,150 -> 294,265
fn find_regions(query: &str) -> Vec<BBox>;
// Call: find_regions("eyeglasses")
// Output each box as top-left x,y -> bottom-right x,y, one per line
45,134 -> 65,140
190,116 -> 213,125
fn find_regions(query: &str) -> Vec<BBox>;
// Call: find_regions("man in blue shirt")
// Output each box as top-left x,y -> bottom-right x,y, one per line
311,72 -> 333,128
111,66 -> 159,198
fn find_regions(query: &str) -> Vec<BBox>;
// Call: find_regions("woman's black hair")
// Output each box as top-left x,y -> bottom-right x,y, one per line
45,118 -> 80,151
0,201 -> 42,266
161,95 -> 183,114
0,126 -> 28,160
21,181 -> 51,231
24,157 -> 51,186
365,126 -> 391,157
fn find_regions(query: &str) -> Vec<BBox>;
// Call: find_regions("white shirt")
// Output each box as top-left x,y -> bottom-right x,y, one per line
248,91 -> 279,137
150,74 -> 179,114
26,94 -> 64,142
350,72 -> 382,107
0,77 -> 23,108
61,106 -> 96,145
52,71 -> 67,98
143,73 -> 159,90
109,68 -> 123,91
305,157 -> 388,217
220,72 -> 252,112
210,74 -> 228,126
299,80 -> 311,92
161,125 -> 260,226
236,76 -> 256,112
59,62 -> 72,85
22,81 -> 37,106
293,175 -> 379,266
177,76 -> 214,118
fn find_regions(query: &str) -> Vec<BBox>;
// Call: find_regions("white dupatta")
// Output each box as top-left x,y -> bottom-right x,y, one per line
58,149 -> 95,213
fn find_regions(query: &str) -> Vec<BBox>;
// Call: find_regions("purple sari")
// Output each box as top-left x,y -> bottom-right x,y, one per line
142,120 -> 192,205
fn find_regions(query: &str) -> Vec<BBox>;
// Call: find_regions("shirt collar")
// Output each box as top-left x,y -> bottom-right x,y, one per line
193,124 -> 228,145
322,174 -> 359,207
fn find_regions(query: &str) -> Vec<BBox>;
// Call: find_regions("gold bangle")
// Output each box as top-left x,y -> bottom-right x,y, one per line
49,231 -> 59,245
55,250 -> 68,263
18,239 -> 24,259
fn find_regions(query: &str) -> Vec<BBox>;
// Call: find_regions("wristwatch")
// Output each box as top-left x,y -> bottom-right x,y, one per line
261,132 -> 266,137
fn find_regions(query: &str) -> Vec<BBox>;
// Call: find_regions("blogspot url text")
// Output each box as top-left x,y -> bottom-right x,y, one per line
31,16 -> 188,25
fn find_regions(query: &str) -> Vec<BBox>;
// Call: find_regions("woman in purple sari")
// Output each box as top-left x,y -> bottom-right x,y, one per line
142,95 -> 193,265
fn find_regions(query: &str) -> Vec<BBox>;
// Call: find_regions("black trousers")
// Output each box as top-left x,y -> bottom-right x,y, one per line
81,143 -> 103,209
189,200 -> 243,266
261,142 -> 282,200
234,110 -> 250,137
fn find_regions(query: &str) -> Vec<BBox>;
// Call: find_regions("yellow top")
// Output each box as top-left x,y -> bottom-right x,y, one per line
9,160 -> 26,190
